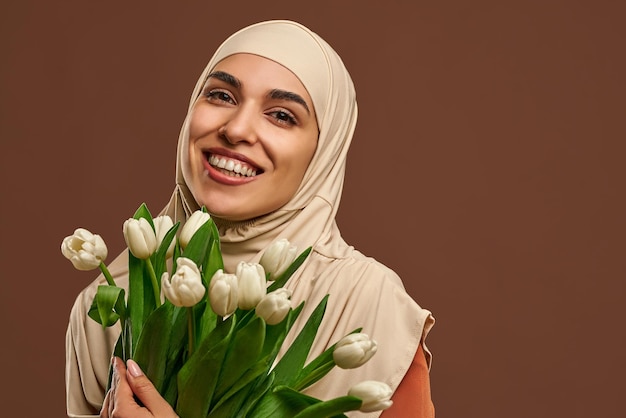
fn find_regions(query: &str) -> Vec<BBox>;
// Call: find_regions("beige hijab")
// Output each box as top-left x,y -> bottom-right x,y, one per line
165,20 -> 358,271
66,20 -> 434,418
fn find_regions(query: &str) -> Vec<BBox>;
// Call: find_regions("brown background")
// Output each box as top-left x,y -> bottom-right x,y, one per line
1,1 -> 624,417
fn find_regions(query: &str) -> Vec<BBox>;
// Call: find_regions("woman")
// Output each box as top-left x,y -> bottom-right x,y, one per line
66,20 -> 435,418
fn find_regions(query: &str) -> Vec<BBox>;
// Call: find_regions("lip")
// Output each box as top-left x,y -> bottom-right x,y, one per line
201,147 -> 262,186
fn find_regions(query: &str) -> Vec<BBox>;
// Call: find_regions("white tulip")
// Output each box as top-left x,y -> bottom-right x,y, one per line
259,238 -> 298,280
348,381 -> 393,412
161,257 -> 205,307
123,217 -> 157,259
236,261 -> 266,310
179,210 -> 211,249
333,333 -> 378,369
255,288 -> 292,325
61,228 -> 108,271
153,215 -> 175,258
209,269 -> 239,317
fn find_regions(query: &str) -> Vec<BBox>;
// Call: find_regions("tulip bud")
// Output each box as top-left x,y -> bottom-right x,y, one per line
236,261 -> 266,310
333,333 -> 378,369
153,215 -> 175,258
161,257 -> 205,307
348,381 -> 393,412
123,218 -> 157,259
259,238 -> 298,280
61,228 -> 108,271
255,288 -> 292,325
179,210 -> 211,249
209,269 -> 239,317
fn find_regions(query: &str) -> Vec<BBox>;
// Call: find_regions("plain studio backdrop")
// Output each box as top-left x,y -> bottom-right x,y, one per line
1,1 -> 624,417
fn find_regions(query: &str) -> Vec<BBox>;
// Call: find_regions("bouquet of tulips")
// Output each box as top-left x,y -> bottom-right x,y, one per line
62,203 -> 392,417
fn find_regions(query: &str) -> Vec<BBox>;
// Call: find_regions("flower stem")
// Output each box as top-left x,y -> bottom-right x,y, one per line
145,259 -> 161,307
99,262 -> 116,286
294,360 -> 335,391
187,307 -> 195,357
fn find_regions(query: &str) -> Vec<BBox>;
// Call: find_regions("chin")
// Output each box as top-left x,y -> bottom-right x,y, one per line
192,188 -> 284,223
195,199 -> 258,222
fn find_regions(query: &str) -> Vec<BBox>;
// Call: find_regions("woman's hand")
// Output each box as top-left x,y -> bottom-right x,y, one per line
101,357 -> 178,418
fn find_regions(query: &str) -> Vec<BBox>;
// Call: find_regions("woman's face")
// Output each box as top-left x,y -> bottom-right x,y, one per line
187,53 -> 318,221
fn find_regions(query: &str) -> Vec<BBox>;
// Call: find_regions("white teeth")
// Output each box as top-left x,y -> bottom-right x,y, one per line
207,154 -> 258,177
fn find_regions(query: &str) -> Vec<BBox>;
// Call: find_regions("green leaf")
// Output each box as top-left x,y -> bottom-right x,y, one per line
153,222 -> 180,279
133,202 -> 154,229
182,221 -> 211,266
260,302 -> 304,366
268,247 -> 312,292
88,285 -> 125,328
161,306 -> 188,406
236,372 -> 275,418
128,253 -> 157,353
272,295 -> 329,387
208,359 -> 268,416
175,316 -> 235,418
214,316 -> 265,401
273,385 -> 320,406
250,385 -> 319,418
162,372 -> 179,409
204,233 -> 224,282
197,299 -> 218,347
296,361 -> 335,393
292,396 -> 362,418
172,241 -> 181,271
133,302 -> 175,393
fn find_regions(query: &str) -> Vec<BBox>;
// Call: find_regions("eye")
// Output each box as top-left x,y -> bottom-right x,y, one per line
267,109 -> 297,126
204,89 -> 236,105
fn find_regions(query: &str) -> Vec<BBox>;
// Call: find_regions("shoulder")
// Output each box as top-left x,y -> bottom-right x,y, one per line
294,248 -> 429,325
309,247 -> 408,297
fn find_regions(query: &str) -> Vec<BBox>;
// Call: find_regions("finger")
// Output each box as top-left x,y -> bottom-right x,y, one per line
100,389 -> 110,418
111,357 -> 135,400
126,359 -> 177,416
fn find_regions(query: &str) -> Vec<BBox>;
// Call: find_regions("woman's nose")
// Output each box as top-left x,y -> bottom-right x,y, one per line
219,106 -> 259,145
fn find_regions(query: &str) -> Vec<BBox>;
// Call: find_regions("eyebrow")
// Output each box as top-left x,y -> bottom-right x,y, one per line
206,71 -> 240,88
205,71 -> 310,114
269,89 -> 310,114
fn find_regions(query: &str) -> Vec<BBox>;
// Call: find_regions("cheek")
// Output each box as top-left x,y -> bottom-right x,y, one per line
188,102 -> 221,138
188,110 -> 207,139
284,139 -> 317,186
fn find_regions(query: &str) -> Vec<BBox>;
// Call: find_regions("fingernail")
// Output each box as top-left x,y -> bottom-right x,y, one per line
127,359 -> 144,377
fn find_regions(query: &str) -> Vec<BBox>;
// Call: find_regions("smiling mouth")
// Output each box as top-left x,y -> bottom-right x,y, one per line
206,153 -> 262,178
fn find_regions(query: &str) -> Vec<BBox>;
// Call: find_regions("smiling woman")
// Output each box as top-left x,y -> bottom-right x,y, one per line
186,54 -> 319,221
66,20 -> 434,418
